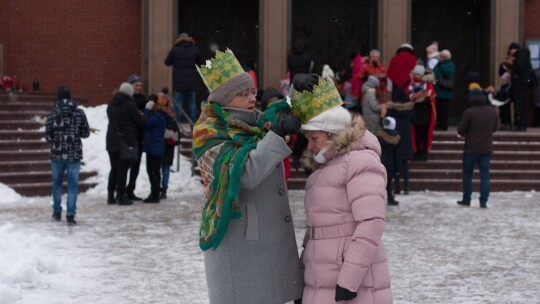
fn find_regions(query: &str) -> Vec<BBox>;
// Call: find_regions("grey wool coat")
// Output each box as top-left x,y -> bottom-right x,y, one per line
200,108 -> 304,304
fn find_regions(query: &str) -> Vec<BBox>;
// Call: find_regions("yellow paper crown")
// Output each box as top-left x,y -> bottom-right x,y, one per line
196,49 -> 244,92
290,78 -> 343,123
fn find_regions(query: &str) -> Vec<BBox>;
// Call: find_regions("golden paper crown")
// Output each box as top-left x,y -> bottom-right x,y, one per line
196,49 -> 244,92
290,78 -> 343,123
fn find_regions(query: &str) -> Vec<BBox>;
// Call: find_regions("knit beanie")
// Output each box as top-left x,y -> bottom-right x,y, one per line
365,75 -> 380,88
468,83 -> 484,102
56,85 -> 71,100
207,72 -> 254,106
412,65 -> 425,76
261,87 -> 283,105
301,105 -> 352,134
127,74 -> 141,84
119,82 -> 134,97
440,49 -> 452,60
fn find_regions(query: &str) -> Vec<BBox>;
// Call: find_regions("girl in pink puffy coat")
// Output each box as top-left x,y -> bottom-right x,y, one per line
300,105 -> 393,303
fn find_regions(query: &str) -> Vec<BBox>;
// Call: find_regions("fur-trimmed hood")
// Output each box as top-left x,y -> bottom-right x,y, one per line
302,115 -> 382,170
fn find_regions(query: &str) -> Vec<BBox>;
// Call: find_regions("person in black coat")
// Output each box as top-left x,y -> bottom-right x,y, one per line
106,83 -> 147,205
499,42 -> 534,131
164,32 -> 201,123
125,74 -> 147,200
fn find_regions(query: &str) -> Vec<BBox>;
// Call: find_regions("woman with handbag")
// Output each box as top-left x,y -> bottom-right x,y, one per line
106,82 -> 146,205
433,49 -> 456,131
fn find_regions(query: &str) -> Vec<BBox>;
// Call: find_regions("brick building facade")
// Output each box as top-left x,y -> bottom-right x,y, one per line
0,0 -> 142,106
1,0 -> 539,106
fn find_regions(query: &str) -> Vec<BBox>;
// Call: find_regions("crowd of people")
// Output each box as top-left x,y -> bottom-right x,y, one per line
43,33 -> 537,303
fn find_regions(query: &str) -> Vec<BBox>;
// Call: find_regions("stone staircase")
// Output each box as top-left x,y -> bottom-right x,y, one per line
179,127 -> 540,192
0,93 -> 98,196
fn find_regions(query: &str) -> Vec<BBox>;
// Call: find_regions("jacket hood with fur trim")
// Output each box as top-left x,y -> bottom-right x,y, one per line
302,115 -> 382,170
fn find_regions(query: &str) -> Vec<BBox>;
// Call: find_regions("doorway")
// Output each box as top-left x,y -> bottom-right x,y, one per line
412,0 -> 491,125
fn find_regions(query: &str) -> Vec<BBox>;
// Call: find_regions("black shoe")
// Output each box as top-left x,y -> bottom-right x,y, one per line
52,212 -> 61,221
107,193 -> 116,205
480,203 -> 488,209
403,189 -> 409,195
159,189 -> 167,199
387,199 -> 399,206
66,215 -> 76,226
143,195 -> 160,203
393,189 -> 400,195
499,124 -> 511,131
126,193 -> 142,201
117,197 -> 134,205
457,200 -> 471,207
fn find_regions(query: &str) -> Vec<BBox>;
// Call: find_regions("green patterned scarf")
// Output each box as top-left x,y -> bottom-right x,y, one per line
192,99 -> 289,251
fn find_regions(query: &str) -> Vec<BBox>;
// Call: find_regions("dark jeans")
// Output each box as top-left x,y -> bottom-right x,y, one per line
108,151 -> 131,199
414,124 -> 429,156
126,148 -> 143,193
146,154 -> 163,197
462,153 -> 491,205
174,90 -> 196,123
500,83 -> 527,129
436,97 -> 450,130
394,159 -> 409,191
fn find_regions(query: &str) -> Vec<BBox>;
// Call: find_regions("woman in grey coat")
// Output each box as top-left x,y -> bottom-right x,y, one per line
192,49 -> 304,304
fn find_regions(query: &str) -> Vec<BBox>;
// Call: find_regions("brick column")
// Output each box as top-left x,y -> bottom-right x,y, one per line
145,0 -> 174,94
379,0 -> 411,65
260,0 -> 289,89
492,0 -> 522,87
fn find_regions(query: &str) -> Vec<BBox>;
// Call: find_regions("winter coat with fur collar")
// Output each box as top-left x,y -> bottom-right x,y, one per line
301,116 -> 393,304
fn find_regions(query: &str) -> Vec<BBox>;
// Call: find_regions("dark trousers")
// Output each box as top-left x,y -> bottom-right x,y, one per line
462,153 -> 491,206
126,148 -> 143,192
535,107 -> 540,127
500,83 -> 528,129
108,151 -> 131,199
435,97 -> 450,130
146,154 -> 163,197
414,125 -> 429,156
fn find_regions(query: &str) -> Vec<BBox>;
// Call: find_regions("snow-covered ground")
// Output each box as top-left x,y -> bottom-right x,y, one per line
1,105 -> 539,303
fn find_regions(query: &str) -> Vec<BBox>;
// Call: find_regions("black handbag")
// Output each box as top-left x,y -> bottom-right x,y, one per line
119,138 -> 139,162
438,73 -> 454,90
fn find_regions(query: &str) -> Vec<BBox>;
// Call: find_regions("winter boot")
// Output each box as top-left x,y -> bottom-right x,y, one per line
107,192 -> 116,205
457,200 -> 471,207
66,215 -> 77,226
117,196 -> 134,205
126,189 -> 142,201
52,212 -> 61,222
143,194 -> 160,204
159,188 -> 167,199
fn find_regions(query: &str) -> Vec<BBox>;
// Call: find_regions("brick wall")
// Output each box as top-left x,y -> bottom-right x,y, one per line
525,0 -> 540,39
0,0 -> 141,106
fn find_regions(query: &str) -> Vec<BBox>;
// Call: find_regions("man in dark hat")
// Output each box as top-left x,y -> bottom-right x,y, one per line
45,86 -> 90,225
456,83 -> 498,208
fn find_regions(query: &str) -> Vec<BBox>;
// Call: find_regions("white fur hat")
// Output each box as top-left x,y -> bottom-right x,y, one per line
119,82 -> 134,97
301,105 -> 352,134
383,116 -> 396,131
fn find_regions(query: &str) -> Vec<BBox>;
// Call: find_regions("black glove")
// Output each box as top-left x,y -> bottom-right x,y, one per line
335,284 -> 357,302
292,73 -> 319,92
270,109 -> 301,137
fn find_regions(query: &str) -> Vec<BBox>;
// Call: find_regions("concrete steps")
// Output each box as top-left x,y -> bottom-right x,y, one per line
0,92 -> 97,196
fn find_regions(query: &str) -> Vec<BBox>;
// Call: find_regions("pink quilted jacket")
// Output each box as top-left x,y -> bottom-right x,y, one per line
301,117 -> 393,304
